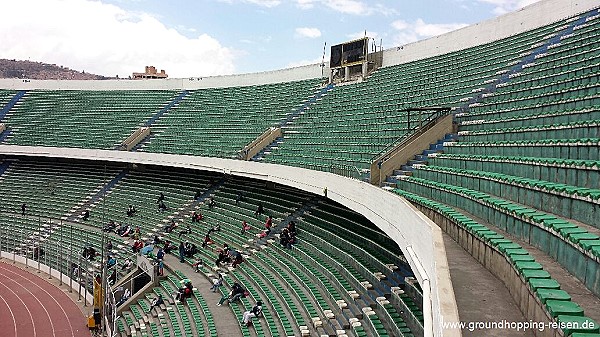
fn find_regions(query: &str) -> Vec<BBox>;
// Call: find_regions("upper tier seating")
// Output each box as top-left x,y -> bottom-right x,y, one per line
140,78 -> 322,158
2,90 -> 178,148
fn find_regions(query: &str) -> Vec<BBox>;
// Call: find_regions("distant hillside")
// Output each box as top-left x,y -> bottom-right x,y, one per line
0,59 -> 113,80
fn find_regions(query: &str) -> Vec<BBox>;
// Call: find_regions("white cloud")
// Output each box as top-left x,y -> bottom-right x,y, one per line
391,19 -> 469,46
0,0 -> 235,78
296,0 -> 315,9
295,0 -> 395,16
295,27 -> 322,39
219,0 -> 281,7
476,0 -> 541,15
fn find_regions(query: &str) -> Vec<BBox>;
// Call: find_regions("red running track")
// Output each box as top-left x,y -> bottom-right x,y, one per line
0,261 -> 92,337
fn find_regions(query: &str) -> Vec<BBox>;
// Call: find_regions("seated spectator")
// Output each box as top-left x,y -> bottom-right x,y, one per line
184,242 -> 198,258
117,224 -> 131,237
240,220 -> 251,234
202,234 -> 214,248
210,273 -> 223,292
163,241 -> 176,254
254,203 -> 264,217
158,200 -> 167,213
106,240 -> 113,252
107,255 -> 117,268
131,226 -> 141,240
83,247 -> 97,261
157,192 -> 165,203
264,216 -> 273,235
103,220 -> 117,232
242,301 -> 263,326
164,220 -> 177,233
126,205 -> 136,217
82,210 -> 90,221
230,249 -> 243,268
235,192 -> 245,205
33,246 -> 44,259
150,295 -> 164,310
121,259 -> 133,270
280,228 -> 292,249
207,197 -> 216,209
207,225 -> 221,235
217,282 -> 245,306
132,240 -> 144,253
287,221 -> 296,236
191,211 -> 199,223
153,234 -> 162,244
194,190 -> 202,200
179,224 -> 192,239
140,243 -> 154,256
108,270 -> 117,286
71,263 -> 80,279
215,246 -> 231,266
193,258 -> 204,273
176,281 -> 193,303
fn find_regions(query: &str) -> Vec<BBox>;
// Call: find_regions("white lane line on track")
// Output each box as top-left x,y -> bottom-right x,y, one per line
0,291 -> 18,337
0,265 -> 56,337
0,264 -> 80,337
0,279 -> 36,337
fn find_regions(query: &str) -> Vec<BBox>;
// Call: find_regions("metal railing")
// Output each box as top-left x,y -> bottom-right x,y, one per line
372,107 -> 451,163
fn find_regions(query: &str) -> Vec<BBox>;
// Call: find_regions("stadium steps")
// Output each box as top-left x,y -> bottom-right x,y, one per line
0,128 -> 11,143
144,90 -> 190,127
0,90 -> 25,121
252,83 -> 334,161
0,161 -> 10,178
255,195 -> 320,246
382,133 -> 457,187
156,176 -> 226,233
65,170 -> 129,222
455,7 -> 599,116
131,90 -> 189,152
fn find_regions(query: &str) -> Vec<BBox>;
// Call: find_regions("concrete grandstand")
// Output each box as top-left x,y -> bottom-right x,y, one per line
0,0 -> 599,336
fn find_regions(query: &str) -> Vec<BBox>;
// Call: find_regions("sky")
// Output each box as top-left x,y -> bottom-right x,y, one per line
0,0 -> 540,78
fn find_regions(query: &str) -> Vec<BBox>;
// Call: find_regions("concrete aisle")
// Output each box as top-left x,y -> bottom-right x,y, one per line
163,253 -> 245,337
443,233 -> 535,337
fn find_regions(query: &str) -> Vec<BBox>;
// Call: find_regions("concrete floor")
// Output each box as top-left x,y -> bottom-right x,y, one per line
442,233 -> 535,337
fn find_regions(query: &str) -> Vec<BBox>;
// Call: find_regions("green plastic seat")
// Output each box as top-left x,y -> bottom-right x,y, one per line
529,278 -> 561,291
536,289 -> 571,304
521,269 -> 551,281
556,315 -> 599,335
546,300 -> 584,317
